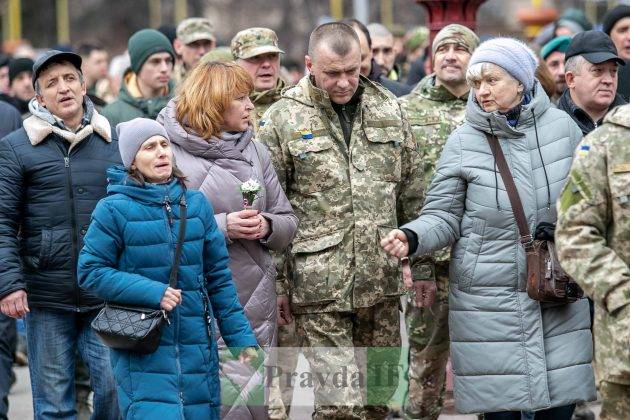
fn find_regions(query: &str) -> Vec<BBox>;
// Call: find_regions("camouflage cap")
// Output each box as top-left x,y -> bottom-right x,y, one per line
200,46 -> 234,64
176,17 -> 215,45
432,24 -> 479,57
231,27 -> 284,60
405,26 -> 429,52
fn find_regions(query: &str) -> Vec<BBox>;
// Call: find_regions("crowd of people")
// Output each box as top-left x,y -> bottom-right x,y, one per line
0,3 -> 627,420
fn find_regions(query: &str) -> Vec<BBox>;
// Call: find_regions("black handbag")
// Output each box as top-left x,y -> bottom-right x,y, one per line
91,195 -> 187,354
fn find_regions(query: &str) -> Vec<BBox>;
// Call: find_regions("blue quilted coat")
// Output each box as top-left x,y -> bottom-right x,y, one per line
77,166 -> 258,419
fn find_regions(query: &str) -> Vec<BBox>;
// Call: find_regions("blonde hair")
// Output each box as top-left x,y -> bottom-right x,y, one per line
176,61 -> 254,139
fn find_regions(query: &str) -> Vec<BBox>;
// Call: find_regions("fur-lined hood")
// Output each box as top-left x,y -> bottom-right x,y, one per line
23,97 -> 111,149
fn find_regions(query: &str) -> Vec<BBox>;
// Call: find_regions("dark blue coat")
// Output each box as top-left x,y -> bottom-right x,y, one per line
77,166 -> 258,419
0,113 -> 120,311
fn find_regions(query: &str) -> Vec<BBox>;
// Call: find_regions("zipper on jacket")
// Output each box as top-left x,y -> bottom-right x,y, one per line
164,198 -> 174,226
53,141 -> 81,311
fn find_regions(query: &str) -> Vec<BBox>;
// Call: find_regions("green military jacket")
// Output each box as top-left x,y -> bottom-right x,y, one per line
250,78 -> 285,134
399,75 -> 468,263
556,104 -> 630,385
101,71 -> 173,128
258,75 -> 424,313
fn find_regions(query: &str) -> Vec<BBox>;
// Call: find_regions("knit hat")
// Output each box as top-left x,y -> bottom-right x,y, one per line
116,118 -> 170,169
9,57 -> 34,84
602,5 -> 630,35
541,36 -> 572,60
468,37 -> 538,91
432,24 -> 479,57
128,29 -> 175,74
558,8 -> 593,32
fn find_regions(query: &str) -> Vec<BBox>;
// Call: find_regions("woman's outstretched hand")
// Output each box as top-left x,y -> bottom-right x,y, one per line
160,287 -> 182,311
380,229 -> 410,258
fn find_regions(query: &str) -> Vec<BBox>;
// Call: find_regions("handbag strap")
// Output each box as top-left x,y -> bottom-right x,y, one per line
168,194 -> 187,288
484,133 -> 533,249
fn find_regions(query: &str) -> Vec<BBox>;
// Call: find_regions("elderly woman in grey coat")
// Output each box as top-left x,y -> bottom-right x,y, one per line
382,38 -> 596,419
157,62 -> 298,419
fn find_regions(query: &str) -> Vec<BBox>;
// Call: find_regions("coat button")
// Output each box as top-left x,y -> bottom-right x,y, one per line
77,187 -> 84,194
80,228 -> 87,235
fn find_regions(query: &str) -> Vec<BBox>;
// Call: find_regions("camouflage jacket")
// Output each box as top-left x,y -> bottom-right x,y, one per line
258,75 -> 424,313
172,61 -> 188,89
251,78 -> 285,134
399,75 -> 468,263
556,104 -> 630,385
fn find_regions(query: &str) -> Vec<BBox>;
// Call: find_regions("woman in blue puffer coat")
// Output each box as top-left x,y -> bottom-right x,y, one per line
77,118 -> 258,419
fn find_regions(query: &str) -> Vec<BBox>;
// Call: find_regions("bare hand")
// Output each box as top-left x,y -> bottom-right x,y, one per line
277,295 -> 293,326
227,209 -> 262,240
160,287 -> 182,311
254,215 -> 270,240
409,280 -> 437,308
0,290 -> 29,319
380,229 -> 410,258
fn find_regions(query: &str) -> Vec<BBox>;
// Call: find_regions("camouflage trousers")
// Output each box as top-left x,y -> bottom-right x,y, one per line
403,262 -> 450,420
296,298 -> 402,420
600,381 -> 629,420
268,320 -> 300,419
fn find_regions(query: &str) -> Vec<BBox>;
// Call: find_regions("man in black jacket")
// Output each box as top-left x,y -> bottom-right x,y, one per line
343,19 -> 412,97
0,50 -> 120,419
558,30 -> 626,135
0,100 -> 22,420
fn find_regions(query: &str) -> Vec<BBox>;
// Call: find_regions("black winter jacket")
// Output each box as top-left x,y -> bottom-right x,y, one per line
0,110 -> 121,311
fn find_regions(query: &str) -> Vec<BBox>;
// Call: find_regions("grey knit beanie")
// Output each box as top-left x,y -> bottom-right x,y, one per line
468,37 -> 538,92
116,118 -> 170,169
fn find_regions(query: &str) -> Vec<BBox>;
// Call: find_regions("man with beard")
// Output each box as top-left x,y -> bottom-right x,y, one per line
558,30 -> 626,136
2,58 -> 34,118
398,23 -> 479,420
541,35 -> 571,103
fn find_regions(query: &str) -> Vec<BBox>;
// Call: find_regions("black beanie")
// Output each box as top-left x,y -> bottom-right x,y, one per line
603,5 -> 630,35
9,57 -> 34,84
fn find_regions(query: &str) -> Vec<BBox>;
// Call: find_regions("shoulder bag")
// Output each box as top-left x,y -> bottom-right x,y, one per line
485,133 -> 583,303
91,195 -> 187,354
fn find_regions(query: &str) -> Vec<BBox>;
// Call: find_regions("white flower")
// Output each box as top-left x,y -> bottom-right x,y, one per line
240,179 -> 262,194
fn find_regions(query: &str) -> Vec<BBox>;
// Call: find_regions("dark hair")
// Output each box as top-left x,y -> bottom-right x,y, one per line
308,22 -> 360,59
126,165 -> 188,188
341,19 -> 372,48
76,43 -> 104,57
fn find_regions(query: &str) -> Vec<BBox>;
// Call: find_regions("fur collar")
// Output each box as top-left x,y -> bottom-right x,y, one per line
23,109 -> 111,147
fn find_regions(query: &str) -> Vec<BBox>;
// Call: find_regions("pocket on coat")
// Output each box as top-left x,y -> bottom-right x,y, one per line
290,229 -> 345,306
359,125 -> 403,182
38,228 -> 73,270
287,136 -> 343,194
457,218 -> 486,292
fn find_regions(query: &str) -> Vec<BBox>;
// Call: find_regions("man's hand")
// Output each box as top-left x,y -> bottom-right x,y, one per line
227,209 -> 264,240
380,229 -> 410,258
160,287 -> 182,311
409,280 -> 436,308
0,290 -> 29,319
277,295 -> 292,326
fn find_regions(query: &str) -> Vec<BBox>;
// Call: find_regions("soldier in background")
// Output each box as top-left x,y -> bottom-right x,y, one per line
232,28 -> 286,133
172,17 -> 215,86
556,103 -> 629,420
258,22 -> 424,419
398,24 -> 479,420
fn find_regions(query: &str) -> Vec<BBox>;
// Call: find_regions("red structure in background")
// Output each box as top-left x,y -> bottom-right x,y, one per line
414,0 -> 488,44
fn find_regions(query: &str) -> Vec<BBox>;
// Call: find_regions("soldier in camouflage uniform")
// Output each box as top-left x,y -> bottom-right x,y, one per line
397,24 -> 479,420
173,18 -> 215,87
258,22 -> 424,420
556,103 -> 630,420
232,28 -> 286,133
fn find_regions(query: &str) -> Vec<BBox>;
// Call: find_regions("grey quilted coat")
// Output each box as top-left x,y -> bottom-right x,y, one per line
403,82 -> 597,413
158,100 -> 298,419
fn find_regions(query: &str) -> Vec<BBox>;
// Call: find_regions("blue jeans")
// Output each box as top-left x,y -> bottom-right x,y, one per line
484,404 -> 575,420
25,308 -> 119,420
0,314 -> 16,420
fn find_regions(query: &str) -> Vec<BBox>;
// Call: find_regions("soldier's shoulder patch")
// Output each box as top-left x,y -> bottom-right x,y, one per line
577,144 -> 590,157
